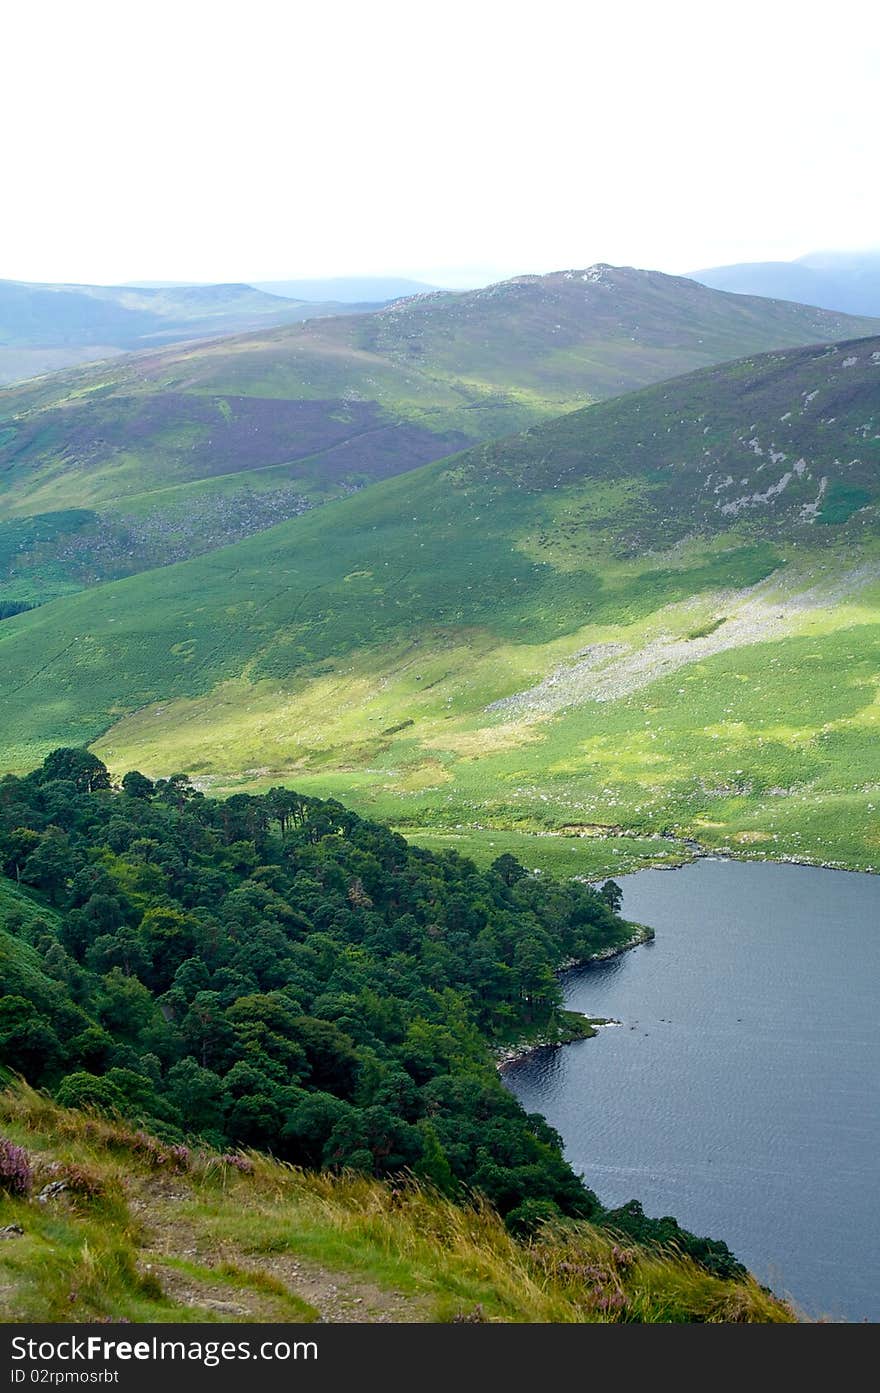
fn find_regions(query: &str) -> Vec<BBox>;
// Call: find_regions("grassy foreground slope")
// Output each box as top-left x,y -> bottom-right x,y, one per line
0,337 -> 878,869
2,265 -> 877,603
0,1088 -> 792,1323
1,765 -> 781,1313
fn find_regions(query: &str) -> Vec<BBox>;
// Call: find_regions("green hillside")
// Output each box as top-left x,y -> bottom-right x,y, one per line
1,337 -> 879,870
0,1088 -> 792,1323
2,265 -> 876,605
1,760 -> 783,1317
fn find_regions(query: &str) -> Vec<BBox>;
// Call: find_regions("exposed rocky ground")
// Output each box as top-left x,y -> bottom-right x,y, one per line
489,562 -> 880,715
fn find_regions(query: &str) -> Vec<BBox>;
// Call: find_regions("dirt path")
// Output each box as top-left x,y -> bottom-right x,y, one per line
129,1177 -> 432,1324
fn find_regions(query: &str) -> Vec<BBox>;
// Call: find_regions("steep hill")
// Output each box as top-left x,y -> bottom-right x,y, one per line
345,264 -> 878,398
0,278 -> 371,387
1,264 -> 877,604
690,249 -> 880,318
0,1088 -> 792,1323
0,764 -> 787,1320
0,337 -> 878,870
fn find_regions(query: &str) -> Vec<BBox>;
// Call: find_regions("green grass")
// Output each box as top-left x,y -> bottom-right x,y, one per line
0,1086 -> 795,1323
0,881 -> 63,1006
0,339 -> 878,874
0,877 -> 59,931
687,617 -> 727,640
817,480 -> 873,525
3,268 -> 877,600
392,828 -> 691,878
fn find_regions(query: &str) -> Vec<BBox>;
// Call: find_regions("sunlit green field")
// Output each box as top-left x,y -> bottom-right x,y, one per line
82,536 -> 879,872
2,340 -> 878,875
391,828 -> 692,878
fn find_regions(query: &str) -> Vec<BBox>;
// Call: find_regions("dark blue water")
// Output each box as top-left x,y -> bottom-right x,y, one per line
502,859 -> 879,1321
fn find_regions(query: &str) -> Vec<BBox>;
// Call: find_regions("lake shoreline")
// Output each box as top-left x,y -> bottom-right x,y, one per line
611,843 -> 879,878
495,923 -> 653,1070
702,849 -> 879,875
502,858 -> 880,1322
495,843 -> 874,1076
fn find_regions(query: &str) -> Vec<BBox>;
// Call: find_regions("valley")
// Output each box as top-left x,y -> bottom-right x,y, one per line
2,265 -> 877,605
0,278 -> 380,386
4,2 -> 877,1333
1,335 -> 877,873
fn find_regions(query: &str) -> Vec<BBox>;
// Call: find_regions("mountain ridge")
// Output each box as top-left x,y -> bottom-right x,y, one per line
0,277 -> 382,387
253,275 -> 440,301
689,249 -> 880,317
0,335 -> 878,872
2,264 -> 877,606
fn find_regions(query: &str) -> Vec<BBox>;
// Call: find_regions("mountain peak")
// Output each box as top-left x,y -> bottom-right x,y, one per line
559,263 -> 616,282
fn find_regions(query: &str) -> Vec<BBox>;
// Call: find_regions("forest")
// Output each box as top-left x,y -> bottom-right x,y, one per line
0,748 -> 739,1274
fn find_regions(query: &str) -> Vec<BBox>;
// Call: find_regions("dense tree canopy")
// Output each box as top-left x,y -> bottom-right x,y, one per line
0,749 -> 740,1274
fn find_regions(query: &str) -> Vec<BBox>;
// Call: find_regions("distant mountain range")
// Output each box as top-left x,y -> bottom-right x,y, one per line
1,262 -> 877,606
252,277 -> 440,301
0,279 -> 380,386
689,250 -> 880,317
125,276 -> 441,301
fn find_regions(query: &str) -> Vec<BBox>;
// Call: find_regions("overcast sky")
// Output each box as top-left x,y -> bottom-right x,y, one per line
4,0 -> 878,287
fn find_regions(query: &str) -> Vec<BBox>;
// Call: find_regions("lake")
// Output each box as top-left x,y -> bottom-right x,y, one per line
502,858 -> 879,1322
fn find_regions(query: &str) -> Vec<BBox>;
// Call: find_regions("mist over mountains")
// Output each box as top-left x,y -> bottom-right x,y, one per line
0,278 -> 381,386
689,249 -> 880,318
253,277 -> 440,302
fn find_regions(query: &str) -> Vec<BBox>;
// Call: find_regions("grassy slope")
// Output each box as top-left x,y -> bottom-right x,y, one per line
0,881 -> 62,1011
1,265 -> 877,602
0,1087 -> 794,1323
0,338 -> 878,871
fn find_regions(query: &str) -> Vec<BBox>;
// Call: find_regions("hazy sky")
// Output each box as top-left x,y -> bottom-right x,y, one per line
4,0 -> 878,287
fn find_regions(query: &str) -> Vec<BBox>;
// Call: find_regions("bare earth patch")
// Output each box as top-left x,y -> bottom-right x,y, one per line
130,1175 -> 432,1324
488,563 -> 880,716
